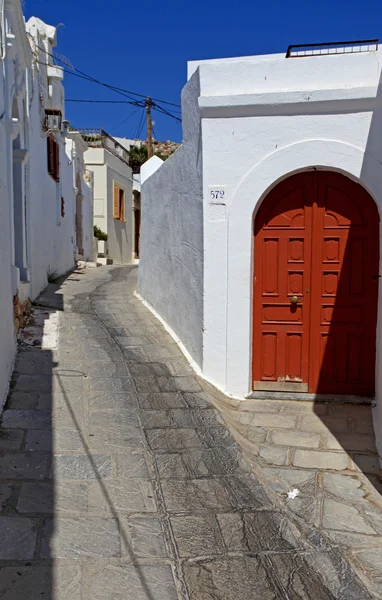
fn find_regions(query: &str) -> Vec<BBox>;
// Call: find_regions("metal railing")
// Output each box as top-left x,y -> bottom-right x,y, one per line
79,129 -> 130,165
286,39 -> 379,58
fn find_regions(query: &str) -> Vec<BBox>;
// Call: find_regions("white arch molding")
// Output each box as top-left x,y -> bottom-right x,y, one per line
202,139 -> 382,411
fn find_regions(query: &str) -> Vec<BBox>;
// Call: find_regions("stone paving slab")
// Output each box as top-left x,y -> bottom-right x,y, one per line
0,564 -> 82,600
40,517 -> 121,558
0,452 -> 50,479
82,561 -> 179,600
182,556 -> 278,600
0,517 -> 38,559
0,265 -> 379,599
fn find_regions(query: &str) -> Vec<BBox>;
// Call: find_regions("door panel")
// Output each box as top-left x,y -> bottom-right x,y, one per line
253,173 -> 313,390
310,172 -> 379,395
253,171 -> 379,396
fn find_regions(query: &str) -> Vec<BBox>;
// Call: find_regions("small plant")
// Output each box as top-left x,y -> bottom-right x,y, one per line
94,225 -> 108,241
47,268 -> 60,284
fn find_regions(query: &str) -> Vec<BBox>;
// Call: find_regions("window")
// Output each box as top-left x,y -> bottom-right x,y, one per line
44,109 -> 62,132
113,182 -> 125,221
47,134 -> 60,182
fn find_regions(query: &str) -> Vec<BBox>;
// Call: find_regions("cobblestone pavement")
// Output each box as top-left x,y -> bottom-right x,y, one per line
0,265 -> 381,599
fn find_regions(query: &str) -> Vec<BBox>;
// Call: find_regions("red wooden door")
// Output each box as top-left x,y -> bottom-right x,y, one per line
253,172 -> 314,392
310,172 -> 379,395
253,171 -> 379,396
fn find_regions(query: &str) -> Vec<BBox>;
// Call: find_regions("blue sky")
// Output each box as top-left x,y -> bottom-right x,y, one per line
24,0 -> 381,143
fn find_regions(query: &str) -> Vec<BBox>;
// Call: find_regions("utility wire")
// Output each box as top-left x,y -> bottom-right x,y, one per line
134,108 -> 146,139
137,116 -> 146,139
66,97 -> 181,123
67,99 -> 181,113
110,107 -> 141,133
36,55 -> 181,122
66,99 -> 143,105
34,42 -> 181,108
152,102 -> 182,123
36,61 -> 140,104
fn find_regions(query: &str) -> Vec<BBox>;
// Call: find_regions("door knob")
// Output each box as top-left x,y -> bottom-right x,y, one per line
290,296 -> 299,305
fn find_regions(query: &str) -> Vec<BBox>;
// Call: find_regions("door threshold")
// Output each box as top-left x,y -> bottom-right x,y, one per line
246,391 -> 374,405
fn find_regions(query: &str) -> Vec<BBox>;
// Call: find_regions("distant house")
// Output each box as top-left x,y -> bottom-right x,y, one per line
114,137 -> 180,260
114,138 -> 142,260
83,131 -> 134,264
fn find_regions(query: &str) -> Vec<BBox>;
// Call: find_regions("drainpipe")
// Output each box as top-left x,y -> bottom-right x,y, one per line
0,0 -> 5,60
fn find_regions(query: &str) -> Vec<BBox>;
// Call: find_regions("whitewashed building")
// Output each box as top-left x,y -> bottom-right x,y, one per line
138,42 -> 382,449
114,138 -> 142,259
84,131 -> 134,264
0,0 -> 30,407
0,1 -> 93,410
26,18 -> 94,296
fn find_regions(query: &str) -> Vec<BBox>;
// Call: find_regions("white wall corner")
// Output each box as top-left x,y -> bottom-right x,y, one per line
141,155 -> 164,185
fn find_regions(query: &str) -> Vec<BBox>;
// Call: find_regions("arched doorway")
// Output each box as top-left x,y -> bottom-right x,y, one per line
253,170 -> 379,396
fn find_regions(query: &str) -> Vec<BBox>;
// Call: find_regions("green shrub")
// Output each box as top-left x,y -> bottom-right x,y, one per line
47,268 -> 60,284
94,225 -> 108,241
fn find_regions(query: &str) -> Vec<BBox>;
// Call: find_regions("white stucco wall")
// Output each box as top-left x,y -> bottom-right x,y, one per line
85,146 -> 133,264
81,172 -> 94,261
65,134 -> 94,262
138,71 -> 204,367
106,156 -> 133,264
0,0 -> 34,409
194,51 -> 382,401
28,117 -> 76,298
0,48 -> 16,410
26,18 -> 80,299
87,151 -> 107,235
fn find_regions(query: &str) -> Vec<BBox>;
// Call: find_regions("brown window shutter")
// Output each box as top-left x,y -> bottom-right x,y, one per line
54,141 -> 60,181
120,188 -> 125,222
113,184 -> 120,219
47,136 -> 53,175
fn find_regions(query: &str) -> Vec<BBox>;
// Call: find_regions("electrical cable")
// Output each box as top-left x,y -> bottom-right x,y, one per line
34,43 -> 181,108
137,116 -> 146,140
36,57 -> 181,122
134,108 -> 146,140
66,98 -> 182,123
152,103 -> 182,123
66,99 -> 143,105
110,107 -> 141,133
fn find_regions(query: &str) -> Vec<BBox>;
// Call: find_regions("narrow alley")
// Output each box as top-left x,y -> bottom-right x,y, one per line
0,265 -> 380,599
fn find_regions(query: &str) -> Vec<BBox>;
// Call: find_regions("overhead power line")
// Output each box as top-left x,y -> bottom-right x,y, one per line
66,98 -> 181,114
33,42 -> 181,108
66,99 -> 141,104
66,97 -> 181,123
110,107 -> 141,133
152,102 -> 182,123
135,108 -> 147,139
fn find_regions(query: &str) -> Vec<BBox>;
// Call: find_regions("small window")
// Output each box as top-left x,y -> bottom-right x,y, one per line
47,134 -> 60,182
113,182 -> 125,221
44,109 -> 62,132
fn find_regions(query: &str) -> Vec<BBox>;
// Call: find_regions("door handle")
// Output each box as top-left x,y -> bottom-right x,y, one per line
290,296 -> 300,305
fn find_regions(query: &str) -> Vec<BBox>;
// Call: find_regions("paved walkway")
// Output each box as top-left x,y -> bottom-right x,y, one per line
0,265 -> 381,599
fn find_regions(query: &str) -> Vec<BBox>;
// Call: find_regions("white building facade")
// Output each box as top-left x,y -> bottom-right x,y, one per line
139,44 -> 382,450
0,1 -> 93,410
85,133 -> 134,264
26,18 -> 94,296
